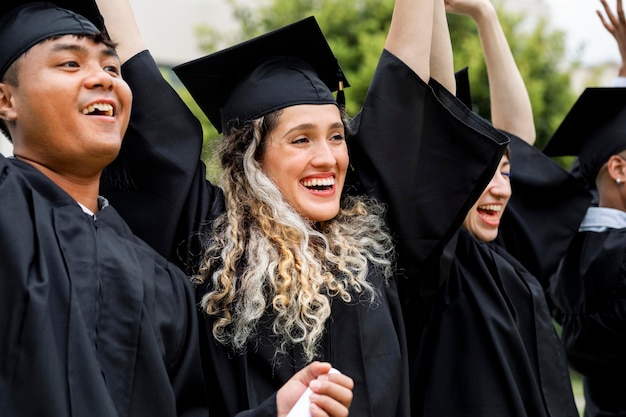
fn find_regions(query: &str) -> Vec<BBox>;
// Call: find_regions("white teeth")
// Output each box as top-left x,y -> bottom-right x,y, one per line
82,103 -> 114,116
302,177 -> 335,187
478,204 -> 501,212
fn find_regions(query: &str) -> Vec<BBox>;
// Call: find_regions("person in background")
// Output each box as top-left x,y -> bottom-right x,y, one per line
392,0 -> 589,415
444,0 -> 536,143
546,3 -> 626,416
546,89 -> 626,417
96,0 -> 510,415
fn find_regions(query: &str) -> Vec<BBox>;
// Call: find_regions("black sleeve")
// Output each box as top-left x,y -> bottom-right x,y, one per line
348,50 -> 509,297
0,157 -> 33,401
102,51 -> 225,273
166,264 -> 212,417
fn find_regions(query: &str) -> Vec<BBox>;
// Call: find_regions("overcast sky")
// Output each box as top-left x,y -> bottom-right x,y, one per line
548,0 -> 621,66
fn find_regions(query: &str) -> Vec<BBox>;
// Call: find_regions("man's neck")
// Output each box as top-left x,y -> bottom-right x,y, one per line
14,155 -> 102,213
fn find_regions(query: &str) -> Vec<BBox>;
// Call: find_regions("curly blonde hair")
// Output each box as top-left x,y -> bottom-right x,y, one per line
194,110 -> 395,361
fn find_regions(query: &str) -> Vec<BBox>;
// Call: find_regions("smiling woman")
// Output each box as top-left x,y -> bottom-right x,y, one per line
259,104 -> 348,222
462,151 -> 511,242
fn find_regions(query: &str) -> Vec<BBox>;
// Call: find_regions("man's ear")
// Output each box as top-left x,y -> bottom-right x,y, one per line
607,154 -> 626,182
0,83 -> 16,122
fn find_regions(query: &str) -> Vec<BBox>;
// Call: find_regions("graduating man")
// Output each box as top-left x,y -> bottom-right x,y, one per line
546,87 -> 626,417
0,1 -> 210,415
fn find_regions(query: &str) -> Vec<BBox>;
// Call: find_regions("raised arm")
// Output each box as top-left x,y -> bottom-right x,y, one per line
95,0 -> 146,64
96,0 -> 217,267
598,0 -> 626,81
430,0 -> 456,93
386,0 -> 434,81
349,0 -> 509,287
445,0 -> 536,144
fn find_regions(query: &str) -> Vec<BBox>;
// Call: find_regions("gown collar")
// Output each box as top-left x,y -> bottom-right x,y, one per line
579,206 -> 626,232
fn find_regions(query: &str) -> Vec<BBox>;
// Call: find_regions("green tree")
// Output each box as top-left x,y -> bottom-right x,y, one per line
185,0 -> 582,160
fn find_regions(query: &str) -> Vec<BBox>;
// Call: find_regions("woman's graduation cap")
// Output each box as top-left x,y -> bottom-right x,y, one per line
0,0 -> 104,79
454,67 -> 472,109
543,87 -> 626,188
173,16 -> 349,134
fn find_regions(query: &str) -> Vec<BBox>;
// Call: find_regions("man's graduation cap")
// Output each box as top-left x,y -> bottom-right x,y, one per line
173,16 -> 349,134
543,87 -> 626,188
0,0 -> 103,79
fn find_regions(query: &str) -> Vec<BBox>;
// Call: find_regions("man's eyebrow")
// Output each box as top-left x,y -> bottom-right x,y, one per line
49,42 -> 119,59
50,42 -> 89,54
102,47 -> 119,59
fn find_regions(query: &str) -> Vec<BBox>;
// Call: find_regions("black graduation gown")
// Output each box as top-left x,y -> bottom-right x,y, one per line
550,219 -> 626,417
103,50 -> 411,417
0,157 -> 208,417
350,73 -> 589,416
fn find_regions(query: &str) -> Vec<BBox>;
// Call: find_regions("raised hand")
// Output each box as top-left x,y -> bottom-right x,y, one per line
598,0 -> 626,76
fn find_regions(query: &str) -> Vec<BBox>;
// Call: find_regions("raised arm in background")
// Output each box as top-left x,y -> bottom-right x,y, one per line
386,0 -> 434,81
445,0 -> 536,144
95,0 -> 145,63
598,0 -> 626,82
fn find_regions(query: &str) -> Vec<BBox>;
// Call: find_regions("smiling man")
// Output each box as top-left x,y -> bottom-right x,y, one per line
0,2 -> 209,416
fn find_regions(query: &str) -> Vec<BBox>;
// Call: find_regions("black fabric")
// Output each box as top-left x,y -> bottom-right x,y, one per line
0,157 -> 208,417
550,228 -> 626,417
103,50 -> 224,271
0,2 -> 100,79
401,231 -> 578,417
0,0 -> 103,27
543,87 -> 626,189
349,67 -> 586,415
196,260 -> 407,417
350,73 -> 510,298
454,66 -> 472,109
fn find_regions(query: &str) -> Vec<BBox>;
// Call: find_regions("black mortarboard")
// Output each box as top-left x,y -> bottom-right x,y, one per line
0,1 -> 103,79
455,67 -> 472,109
173,16 -> 349,134
543,87 -> 626,187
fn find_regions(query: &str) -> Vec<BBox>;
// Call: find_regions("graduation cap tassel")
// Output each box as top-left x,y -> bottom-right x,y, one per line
336,80 -> 345,109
